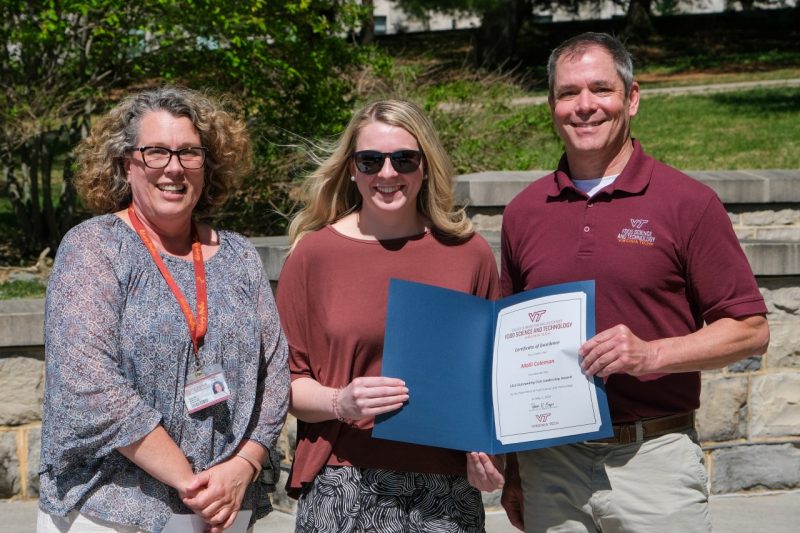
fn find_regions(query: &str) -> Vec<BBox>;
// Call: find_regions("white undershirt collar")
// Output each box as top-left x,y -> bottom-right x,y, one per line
571,174 -> 619,198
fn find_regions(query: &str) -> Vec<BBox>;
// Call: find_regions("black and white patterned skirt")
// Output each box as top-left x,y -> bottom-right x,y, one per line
295,466 -> 486,532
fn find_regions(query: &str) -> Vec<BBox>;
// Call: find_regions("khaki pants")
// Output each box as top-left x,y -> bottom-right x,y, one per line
517,432 -> 712,533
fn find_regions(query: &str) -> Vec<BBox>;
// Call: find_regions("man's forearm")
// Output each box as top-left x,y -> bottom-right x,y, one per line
651,314 -> 769,373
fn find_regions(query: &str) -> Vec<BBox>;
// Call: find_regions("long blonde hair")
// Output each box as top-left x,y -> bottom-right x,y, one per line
288,99 -> 472,249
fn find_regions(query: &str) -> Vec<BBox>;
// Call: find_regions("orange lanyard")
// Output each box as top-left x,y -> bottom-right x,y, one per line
128,206 -> 208,364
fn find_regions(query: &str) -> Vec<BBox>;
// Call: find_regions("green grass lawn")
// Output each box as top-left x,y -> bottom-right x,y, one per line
634,87 -> 800,170
420,86 -> 800,173
0,279 -> 47,300
377,12 -> 800,172
637,68 -> 800,89
427,101 -> 563,173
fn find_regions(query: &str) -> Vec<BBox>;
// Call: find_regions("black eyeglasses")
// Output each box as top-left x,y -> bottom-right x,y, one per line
128,146 -> 207,169
353,150 -> 423,175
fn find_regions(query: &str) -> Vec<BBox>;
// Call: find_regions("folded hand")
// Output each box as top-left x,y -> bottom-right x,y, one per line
182,457 -> 253,532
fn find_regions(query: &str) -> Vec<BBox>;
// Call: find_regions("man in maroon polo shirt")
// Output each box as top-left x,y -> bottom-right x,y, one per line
473,33 -> 770,532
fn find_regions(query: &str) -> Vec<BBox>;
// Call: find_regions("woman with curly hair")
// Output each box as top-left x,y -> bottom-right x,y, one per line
276,99 -> 500,532
37,86 -> 289,533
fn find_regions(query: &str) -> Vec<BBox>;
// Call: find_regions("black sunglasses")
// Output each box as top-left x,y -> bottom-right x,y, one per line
353,150 -> 424,175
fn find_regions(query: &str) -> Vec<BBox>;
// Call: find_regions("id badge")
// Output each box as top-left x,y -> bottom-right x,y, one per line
184,363 -> 231,414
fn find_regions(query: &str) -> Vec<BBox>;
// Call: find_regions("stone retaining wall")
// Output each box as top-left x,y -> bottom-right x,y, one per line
2,170 -> 799,506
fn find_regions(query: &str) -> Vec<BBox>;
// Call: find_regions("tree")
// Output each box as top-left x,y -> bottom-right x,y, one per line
359,0 -> 376,43
390,0 -> 671,65
1,1 -> 151,256
1,1 -> 371,258
622,0 -> 656,41
394,0 -> 535,67
165,1 -> 372,235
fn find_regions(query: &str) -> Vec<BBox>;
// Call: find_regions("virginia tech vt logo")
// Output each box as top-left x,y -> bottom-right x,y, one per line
618,218 -> 655,246
528,310 -> 547,322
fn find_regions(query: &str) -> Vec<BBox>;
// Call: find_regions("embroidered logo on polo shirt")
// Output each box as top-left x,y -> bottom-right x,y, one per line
618,218 -> 655,246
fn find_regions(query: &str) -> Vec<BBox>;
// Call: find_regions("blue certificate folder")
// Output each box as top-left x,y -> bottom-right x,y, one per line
373,279 -> 612,454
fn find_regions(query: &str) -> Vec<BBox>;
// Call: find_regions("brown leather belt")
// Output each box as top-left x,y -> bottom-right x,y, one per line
591,413 -> 695,445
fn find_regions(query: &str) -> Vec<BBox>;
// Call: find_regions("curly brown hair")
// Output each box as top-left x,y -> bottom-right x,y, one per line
74,86 -> 252,215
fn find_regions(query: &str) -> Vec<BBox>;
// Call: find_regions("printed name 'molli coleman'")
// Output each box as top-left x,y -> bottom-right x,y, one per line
521,359 -> 555,368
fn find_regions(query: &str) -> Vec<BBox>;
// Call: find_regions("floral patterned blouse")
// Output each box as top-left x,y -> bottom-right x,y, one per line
38,214 -> 289,532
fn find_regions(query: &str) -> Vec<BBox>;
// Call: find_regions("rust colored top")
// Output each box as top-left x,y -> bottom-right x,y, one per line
276,225 -> 500,498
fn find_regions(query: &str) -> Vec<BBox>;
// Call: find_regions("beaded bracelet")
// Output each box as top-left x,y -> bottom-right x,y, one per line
331,387 -> 347,422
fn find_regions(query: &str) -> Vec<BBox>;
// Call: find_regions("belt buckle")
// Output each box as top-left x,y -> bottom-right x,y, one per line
617,420 -> 644,444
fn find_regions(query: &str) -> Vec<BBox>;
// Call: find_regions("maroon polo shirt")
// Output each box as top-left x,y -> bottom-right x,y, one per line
501,140 -> 767,422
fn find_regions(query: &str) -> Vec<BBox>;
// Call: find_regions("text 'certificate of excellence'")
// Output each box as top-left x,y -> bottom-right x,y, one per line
374,279 -> 612,454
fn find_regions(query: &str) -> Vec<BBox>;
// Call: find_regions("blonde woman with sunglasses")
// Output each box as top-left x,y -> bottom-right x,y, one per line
276,99 -> 500,532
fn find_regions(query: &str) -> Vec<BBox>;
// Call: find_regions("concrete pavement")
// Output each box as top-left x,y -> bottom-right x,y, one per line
3,491 -> 799,532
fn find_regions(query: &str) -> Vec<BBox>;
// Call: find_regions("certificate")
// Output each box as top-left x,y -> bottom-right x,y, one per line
373,279 -> 611,454
493,291 -> 603,445
162,510 -> 252,533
